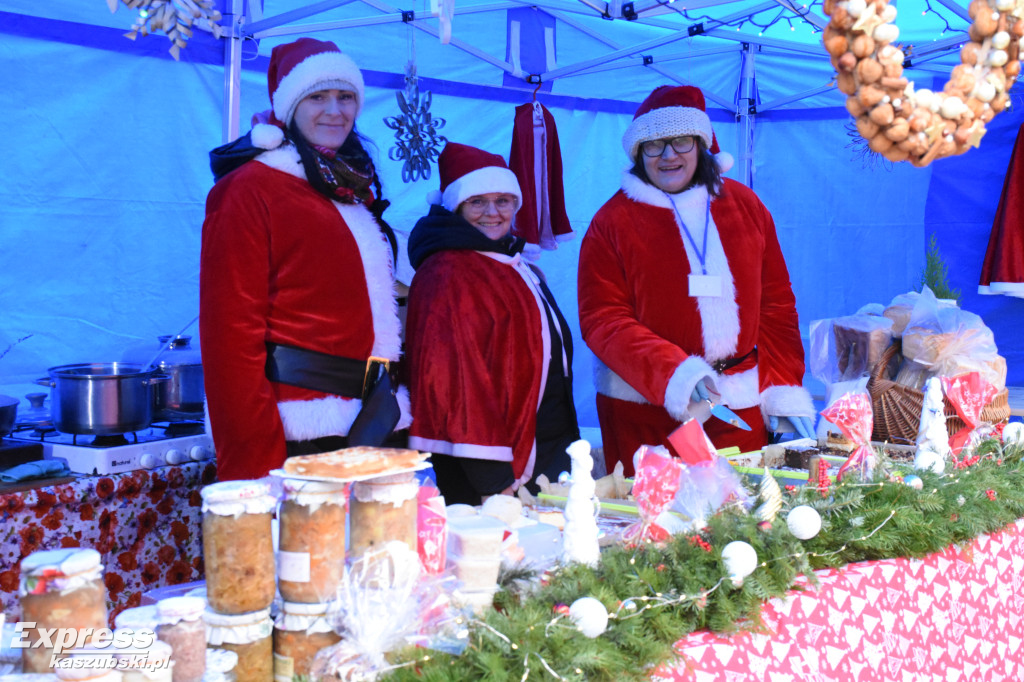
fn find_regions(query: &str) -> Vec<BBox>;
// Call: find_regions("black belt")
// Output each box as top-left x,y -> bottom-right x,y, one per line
265,342 -> 390,399
709,346 -> 757,374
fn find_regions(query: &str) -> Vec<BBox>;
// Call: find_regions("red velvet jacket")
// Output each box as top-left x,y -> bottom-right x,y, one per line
406,250 -> 552,488
578,173 -> 813,429
200,144 -> 408,481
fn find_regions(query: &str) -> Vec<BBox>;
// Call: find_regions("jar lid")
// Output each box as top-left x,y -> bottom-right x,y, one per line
115,639 -> 173,665
114,605 -> 158,630
205,648 -> 238,674
20,548 -> 103,596
204,608 -> 273,646
21,548 -> 102,576
274,602 -> 337,634
156,596 -> 206,623
201,480 -> 276,515
53,650 -> 118,680
282,478 -> 348,495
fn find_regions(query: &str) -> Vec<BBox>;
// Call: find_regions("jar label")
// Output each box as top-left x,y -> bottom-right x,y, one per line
277,551 -> 311,582
273,652 -> 295,682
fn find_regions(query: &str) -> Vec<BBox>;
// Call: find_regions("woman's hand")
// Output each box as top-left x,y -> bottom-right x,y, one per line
768,416 -> 816,440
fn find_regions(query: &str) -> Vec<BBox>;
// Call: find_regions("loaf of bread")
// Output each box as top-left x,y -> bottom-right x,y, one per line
883,303 -> 913,337
282,446 -> 427,480
832,315 -> 894,378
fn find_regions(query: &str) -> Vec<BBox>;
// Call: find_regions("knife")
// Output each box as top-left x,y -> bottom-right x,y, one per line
707,401 -> 752,431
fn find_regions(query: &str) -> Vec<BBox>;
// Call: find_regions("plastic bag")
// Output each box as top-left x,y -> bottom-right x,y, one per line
820,390 -> 874,481
941,372 -> 999,456
622,445 -> 682,545
664,420 -> 750,526
809,314 -> 894,384
900,287 -> 1005,390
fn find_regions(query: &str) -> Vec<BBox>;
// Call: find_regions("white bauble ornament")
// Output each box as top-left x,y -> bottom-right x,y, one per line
847,0 -> 866,17
996,0 -> 1013,9
786,505 -> 822,540
989,49 -> 1009,67
721,541 -> 758,586
569,597 -> 609,638
992,31 -> 1011,50
1003,422 -> 1023,446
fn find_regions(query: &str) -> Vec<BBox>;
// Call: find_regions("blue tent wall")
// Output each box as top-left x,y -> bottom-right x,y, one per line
926,102 -> 1024,388
1,6 -> 1021,431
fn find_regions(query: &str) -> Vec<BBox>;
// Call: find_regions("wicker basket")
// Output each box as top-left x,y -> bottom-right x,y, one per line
867,342 -> 1010,445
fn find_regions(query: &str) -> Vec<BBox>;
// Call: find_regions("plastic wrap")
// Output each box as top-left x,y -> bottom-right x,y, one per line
941,372 -> 999,456
900,288 -> 1005,391
820,391 -> 875,482
810,315 -> 894,384
665,420 -> 749,525
622,446 -> 682,545
309,545 -> 467,681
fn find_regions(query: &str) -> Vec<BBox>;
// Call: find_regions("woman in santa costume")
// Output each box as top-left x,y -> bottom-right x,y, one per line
578,85 -> 815,477
201,38 -> 410,481
406,143 -> 579,505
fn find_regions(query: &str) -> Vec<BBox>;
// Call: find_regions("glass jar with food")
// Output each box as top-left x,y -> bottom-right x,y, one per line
349,472 -> 418,560
53,650 -> 121,681
117,640 -> 174,682
272,601 -> 341,681
277,479 -> 347,604
204,609 -> 273,682
202,649 -> 238,682
19,548 -> 109,673
155,596 -> 206,682
200,480 -> 277,614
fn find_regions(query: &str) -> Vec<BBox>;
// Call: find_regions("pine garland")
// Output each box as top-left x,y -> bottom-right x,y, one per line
385,438 -> 1024,681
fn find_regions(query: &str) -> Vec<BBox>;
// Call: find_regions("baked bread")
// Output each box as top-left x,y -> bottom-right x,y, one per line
282,446 -> 427,480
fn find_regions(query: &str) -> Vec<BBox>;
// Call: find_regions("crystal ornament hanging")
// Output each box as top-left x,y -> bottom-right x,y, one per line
383,61 -> 447,183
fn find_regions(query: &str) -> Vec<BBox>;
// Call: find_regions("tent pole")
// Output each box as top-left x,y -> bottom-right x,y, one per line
222,0 -> 245,144
736,42 -> 757,188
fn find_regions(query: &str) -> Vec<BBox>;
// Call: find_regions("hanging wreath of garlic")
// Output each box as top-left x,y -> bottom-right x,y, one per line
107,0 -> 224,61
824,0 -> 1023,166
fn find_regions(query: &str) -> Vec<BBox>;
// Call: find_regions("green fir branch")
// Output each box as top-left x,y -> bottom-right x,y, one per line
386,438 -> 1024,681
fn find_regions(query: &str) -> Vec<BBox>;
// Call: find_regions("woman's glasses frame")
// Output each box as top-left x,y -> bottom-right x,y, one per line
640,136 -> 697,157
461,195 -> 518,215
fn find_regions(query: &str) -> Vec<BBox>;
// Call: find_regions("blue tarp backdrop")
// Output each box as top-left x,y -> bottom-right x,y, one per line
0,1 -> 1021,431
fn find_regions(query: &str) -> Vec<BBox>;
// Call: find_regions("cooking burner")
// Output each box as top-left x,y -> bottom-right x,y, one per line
88,434 -> 132,448
157,421 -> 206,438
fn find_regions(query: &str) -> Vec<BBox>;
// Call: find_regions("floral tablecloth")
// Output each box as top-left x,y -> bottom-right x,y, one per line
0,462 -> 215,625
661,518 -> 1024,681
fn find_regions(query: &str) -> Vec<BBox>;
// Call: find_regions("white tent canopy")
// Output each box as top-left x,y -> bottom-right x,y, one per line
1,0 -> 1021,430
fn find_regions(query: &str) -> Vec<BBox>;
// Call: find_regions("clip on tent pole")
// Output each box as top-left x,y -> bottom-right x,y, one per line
528,74 -> 542,102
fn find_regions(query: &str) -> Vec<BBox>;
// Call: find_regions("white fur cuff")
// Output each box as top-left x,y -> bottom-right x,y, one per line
760,385 -> 816,424
664,356 -> 717,422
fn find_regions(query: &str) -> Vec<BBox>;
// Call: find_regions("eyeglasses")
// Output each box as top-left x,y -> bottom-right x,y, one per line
461,196 -> 517,214
640,136 -> 697,157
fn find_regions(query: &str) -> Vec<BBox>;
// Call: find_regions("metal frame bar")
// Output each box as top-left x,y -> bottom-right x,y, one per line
242,0 -> 359,34
361,0 -> 519,74
758,82 -> 834,110
770,0 -> 828,30
932,0 -> 971,23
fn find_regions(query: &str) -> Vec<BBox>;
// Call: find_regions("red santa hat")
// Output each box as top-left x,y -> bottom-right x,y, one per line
429,142 -> 523,213
622,85 -> 734,173
267,37 -> 365,128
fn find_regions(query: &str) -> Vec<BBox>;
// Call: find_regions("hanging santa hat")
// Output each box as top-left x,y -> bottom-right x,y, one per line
251,37 -> 365,150
428,142 -> 523,212
621,85 -> 734,173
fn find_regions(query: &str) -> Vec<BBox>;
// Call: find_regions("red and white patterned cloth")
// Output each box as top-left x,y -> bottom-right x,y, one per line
0,462 -> 212,625
660,519 -> 1024,681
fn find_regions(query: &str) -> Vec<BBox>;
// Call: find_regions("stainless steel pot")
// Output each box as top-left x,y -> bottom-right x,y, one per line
37,363 -> 168,435
152,335 -> 204,421
0,395 -> 17,436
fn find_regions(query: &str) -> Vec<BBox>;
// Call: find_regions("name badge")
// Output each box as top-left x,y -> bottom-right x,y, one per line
689,274 -> 722,298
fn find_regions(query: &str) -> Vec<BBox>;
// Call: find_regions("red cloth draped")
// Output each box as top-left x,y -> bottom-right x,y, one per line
979,122 -> 1024,298
508,102 -> 573,250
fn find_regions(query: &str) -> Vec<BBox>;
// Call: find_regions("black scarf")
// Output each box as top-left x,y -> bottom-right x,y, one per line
408,205 -> 525,270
